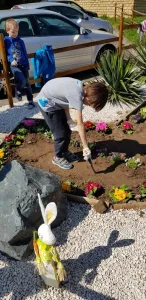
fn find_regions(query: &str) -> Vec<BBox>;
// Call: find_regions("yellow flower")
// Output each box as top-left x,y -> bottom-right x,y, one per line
114,188 -> 128,201
15,141 -> 21,146
0,149 -> 4,159
62,182 -> 71,192
142,107 -> 146,113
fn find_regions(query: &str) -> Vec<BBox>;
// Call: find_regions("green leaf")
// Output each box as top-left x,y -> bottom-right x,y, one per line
120,185 -> 129,190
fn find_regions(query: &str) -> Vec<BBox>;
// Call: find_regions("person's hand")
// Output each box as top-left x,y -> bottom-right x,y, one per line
11,60 -> 17,66
83,147 -> 91,161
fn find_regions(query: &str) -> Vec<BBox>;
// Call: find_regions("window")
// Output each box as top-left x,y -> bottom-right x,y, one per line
60,1 -> 84,12
0,17 -> 34,37
69,2 -> 83,11
49,5 -> 84,20
0,20 -> 7,35
35,15 -> 79,36
14,17 -> 34,37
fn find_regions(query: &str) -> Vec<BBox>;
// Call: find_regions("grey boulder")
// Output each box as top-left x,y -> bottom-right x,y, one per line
0,160 -> 67,260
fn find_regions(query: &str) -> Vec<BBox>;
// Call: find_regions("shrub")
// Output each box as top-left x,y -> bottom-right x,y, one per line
97,51 -> 142,105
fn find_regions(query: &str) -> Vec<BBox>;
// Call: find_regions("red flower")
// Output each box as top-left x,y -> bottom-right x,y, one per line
4,134 -> 17,142
84,121 -> 95,130
84,181 -> 101,196
143,183 -> 146,188
122,121 -> 133,131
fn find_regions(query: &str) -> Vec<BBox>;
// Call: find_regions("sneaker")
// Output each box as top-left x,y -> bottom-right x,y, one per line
15,89 -> 22,101
52,156 -> 72,170
63,151 -> 80,163
28,101 -> 35,109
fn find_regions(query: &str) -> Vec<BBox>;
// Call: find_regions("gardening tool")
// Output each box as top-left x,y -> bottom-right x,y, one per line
88,157 -> 97,174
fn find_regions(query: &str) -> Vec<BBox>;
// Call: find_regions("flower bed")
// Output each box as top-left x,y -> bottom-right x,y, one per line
1,112 -> 146,211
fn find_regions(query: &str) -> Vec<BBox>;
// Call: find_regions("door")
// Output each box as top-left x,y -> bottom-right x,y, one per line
34,14 -> 92,71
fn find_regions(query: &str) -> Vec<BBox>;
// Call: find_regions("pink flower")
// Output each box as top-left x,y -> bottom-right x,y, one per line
143,183 -> 146,188
122,121 -> 133,131
96,122 -> 108,132
23,119 -> 36,127
4,134 -> 17,142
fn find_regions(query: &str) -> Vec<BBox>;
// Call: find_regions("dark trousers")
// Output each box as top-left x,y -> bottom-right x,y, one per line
40,108 -> 71,157
11,66 -> 33,102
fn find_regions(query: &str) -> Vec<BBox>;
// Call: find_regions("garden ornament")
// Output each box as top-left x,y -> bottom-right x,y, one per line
33,193 -> 67,288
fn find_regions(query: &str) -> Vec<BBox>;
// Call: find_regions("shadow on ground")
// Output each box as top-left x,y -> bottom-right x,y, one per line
63,230 -> 135,299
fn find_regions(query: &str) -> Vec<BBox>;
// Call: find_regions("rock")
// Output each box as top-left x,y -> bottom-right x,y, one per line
0,160 -> 68,259
0,240 -> 32,260
93,200 -> 107,214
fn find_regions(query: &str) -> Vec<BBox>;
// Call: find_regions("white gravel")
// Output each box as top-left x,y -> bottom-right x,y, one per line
0,203 -> 145,300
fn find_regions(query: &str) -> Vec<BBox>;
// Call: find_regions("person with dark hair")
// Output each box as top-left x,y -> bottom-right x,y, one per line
36,77 -> 108,170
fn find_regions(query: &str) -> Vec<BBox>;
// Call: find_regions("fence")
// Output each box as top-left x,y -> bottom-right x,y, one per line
115,3 -> 146,54
0,33 -> 118,108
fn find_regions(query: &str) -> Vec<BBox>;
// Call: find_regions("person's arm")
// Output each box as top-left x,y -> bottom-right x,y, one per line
4,39 -> 14,64
65,107 -> 71,121
76,110 -> 88,148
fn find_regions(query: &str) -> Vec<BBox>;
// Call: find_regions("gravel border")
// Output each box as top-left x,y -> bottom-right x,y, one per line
0,204 -> 145,300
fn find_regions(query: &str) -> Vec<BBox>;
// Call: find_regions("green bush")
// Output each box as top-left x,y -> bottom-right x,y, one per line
135,42 -> 146,76
97,51 -> 143,106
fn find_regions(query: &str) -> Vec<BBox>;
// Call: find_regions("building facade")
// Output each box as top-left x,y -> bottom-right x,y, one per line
76,0 -> 146,17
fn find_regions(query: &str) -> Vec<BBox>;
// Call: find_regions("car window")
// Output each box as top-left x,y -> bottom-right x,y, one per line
0,20 -> 7,35
66,1 -> 84,11
49,5 -> 84,19
0,17 -> 34,37
35,15 -> 80,36
39,6 -> 51,11
15,17 -> 34,37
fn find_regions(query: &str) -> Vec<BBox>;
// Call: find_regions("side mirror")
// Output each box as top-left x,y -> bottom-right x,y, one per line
83,14 -> 89,20
80,27 -> 87,35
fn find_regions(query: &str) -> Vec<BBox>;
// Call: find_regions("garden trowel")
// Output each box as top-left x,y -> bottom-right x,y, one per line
88,157 -> 97,174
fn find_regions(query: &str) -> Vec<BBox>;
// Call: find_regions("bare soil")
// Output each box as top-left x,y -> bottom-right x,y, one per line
5,118 -> 146,203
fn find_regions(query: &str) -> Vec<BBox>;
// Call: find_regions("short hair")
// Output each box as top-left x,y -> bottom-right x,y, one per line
5,19 -> 19,31
83,82 -> 108,111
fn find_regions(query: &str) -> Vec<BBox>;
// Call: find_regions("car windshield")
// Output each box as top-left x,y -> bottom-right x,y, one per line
67,1 -> 84,11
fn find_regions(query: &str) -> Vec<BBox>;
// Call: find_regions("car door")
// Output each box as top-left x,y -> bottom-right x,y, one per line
33,13 -> 91,71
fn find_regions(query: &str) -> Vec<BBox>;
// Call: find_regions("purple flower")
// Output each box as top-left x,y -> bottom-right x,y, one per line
23,119 -> 36,127
134,115 -> 141,120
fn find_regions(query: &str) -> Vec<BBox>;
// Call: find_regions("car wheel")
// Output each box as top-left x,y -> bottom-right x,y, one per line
96,45 -> 116,63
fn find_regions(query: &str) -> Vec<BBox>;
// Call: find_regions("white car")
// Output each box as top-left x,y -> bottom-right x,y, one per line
0,9 -> 117,78
14,0 -> 98,18
11,2 -> 113,33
